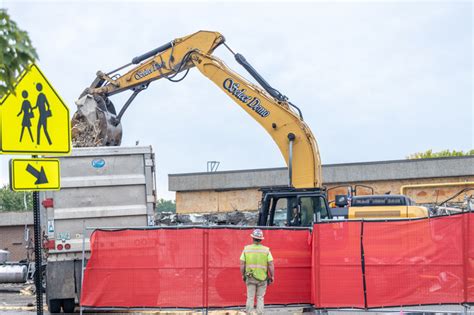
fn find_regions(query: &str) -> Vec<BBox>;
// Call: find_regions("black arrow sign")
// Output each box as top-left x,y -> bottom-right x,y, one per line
26,164 -> 48,185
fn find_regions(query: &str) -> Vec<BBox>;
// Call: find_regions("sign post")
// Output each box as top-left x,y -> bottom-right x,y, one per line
31,156 -> 42,315
1,63 -> 71,315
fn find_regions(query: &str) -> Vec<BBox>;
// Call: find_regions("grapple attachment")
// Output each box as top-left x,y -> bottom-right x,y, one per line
71,94 -> 122,147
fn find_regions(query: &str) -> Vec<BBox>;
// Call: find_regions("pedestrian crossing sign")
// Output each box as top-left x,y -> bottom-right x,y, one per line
0,64 -> 71,155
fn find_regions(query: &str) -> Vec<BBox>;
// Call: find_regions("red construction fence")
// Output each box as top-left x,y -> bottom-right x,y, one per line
312,212 -> 474,308
81,212 -> 474,309
81,228 -> 312,308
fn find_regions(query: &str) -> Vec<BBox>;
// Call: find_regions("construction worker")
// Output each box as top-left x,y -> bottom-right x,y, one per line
289,205 -> 301,226
240,229 -> 275,315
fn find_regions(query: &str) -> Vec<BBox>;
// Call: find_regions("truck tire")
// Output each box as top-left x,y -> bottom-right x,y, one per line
62,298 -> 75,313
48,299 -> 61,313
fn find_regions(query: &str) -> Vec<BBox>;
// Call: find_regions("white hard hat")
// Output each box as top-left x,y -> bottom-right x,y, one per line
250,229 -> 264,240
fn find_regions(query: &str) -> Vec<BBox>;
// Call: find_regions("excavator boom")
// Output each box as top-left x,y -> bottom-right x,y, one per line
71,30 -> 322,189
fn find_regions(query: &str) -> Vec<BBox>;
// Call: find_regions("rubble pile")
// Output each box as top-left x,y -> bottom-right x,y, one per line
71,112 -> 103,147
155,210 -> 258,226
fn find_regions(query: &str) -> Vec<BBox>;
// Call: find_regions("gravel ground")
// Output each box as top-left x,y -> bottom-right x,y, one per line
0,283 -> 39,313
0,283 -> 471,314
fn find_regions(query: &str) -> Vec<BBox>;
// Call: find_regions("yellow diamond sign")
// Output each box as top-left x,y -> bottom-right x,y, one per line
0,64 -> 71,154
10,158 -> 60,191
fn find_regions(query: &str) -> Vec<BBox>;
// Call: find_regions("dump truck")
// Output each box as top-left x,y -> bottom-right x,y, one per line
40,146 -> 156,313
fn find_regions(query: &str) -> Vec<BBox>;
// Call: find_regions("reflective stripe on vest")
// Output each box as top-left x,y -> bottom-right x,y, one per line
244,249 -> 269,254
247,264 -> 267,269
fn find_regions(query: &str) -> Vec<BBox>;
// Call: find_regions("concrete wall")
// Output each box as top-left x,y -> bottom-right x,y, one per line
0,212 -> 33,261
170,156 -> 474,213
176,189 -> 262,213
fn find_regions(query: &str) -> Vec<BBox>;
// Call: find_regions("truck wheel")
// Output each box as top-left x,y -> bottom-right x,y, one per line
48,299 -> 62,313
62,298 -> 75,313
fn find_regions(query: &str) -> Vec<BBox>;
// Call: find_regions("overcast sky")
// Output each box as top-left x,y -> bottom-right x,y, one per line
0,1 -> 472,199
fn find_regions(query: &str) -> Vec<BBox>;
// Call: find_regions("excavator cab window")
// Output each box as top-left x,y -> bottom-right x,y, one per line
298,195 -> 330,225
259,191 -> 330,227
271,197 -> 297,226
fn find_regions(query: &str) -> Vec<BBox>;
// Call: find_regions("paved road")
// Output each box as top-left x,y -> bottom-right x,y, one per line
0,284 -> 471,314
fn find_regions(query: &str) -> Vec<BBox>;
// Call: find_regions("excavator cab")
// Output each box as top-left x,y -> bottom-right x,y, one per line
258,188 -> 331,227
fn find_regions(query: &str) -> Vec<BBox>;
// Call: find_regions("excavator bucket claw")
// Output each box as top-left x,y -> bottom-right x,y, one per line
71,94 -> 122,147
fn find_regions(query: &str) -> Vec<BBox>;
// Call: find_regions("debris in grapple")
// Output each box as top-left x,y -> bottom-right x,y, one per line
71,94 -> 122,147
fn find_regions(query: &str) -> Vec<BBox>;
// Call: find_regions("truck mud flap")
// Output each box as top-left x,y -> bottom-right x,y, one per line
46,261 -> 76,300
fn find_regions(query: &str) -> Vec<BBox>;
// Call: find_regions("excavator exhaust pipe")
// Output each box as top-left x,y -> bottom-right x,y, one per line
288,133 -> 295,187
71,94 -> 123,147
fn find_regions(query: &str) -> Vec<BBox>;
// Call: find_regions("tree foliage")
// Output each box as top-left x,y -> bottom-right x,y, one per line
0,9 -> 38,97
0,185 -> 32,211
407,149 -> 474,159
156,198 -> 176,213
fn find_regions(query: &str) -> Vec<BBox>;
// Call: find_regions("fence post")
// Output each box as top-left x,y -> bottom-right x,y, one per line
463,212 -> 470,303
315,223 -> 321,307
202,229 -> 209,312
360,220 -> 368,309
80,220 -> 86,315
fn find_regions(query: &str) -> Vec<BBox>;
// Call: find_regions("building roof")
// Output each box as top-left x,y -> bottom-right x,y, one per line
169,156 -> 474,192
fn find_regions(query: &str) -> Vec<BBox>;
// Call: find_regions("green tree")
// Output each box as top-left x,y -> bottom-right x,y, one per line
407,149 -> 474,159
156,198 -> 176,213
0,185 -> 32,211
0,9 -> 38,97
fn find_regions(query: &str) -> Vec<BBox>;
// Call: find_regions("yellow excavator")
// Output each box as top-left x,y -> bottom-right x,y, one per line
72,30 -> 427,225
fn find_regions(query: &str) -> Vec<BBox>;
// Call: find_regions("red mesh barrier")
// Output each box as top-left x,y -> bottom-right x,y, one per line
81,228 -> 312,308
81,229 -> 205,307
206,229 -> 312,307
364,215 -> 465,307
81,213 -> 474,309
312,222 -> 365,308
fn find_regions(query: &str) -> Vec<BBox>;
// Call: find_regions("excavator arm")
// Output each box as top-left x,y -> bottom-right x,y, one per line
86,31 -> 224,96
72,30 -> 321,188
72,31 -> 224,148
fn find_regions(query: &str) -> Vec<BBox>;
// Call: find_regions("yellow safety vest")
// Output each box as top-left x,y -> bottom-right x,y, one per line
240,244 -> 273,281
